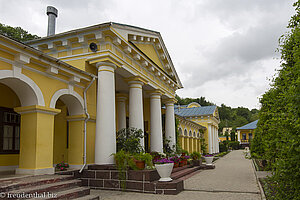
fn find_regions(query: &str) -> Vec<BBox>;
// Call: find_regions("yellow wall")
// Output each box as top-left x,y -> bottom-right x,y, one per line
0,83 -> 21,166
134,43 -> 164,70
53,100 -> 68,164
239,130 -> 255,141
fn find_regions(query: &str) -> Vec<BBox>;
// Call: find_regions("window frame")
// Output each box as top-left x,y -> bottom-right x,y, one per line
0,107 -> 20,154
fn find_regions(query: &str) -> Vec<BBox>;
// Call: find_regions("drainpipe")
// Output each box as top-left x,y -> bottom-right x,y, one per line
79,77 -> 95,173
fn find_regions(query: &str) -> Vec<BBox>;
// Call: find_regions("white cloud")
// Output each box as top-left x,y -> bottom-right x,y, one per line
0,0 -> 295,109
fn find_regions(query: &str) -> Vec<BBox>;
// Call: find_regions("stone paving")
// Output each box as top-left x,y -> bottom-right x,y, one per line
91,150 -> 261,200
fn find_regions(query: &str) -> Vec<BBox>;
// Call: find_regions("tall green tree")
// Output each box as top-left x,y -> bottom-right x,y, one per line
0,23 -> 40,42
251,1 -> 300,199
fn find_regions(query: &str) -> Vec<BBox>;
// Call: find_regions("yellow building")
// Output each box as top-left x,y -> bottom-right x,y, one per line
0,9 -> 183,174
237,120 -> 257,148
175,102 -> 220,154
176,115 -> 206,154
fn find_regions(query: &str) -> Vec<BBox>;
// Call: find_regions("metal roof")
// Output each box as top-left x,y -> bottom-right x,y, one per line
237,120 -> 258,130
174,105 -> 217,117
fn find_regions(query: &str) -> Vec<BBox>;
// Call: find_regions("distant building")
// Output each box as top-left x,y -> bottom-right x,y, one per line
222,127 -> 233,135
237,120 -> 258,148
175,102 -> 220,154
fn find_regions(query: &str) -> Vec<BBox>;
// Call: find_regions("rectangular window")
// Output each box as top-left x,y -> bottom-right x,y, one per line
0,107 -> 20,154
242,133 -> 247,140
249,133 -> 252,140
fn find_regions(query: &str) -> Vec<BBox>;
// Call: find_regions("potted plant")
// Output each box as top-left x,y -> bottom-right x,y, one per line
154,158 -> 174,182
180,155 -> 190,166
133,152 -> 153,170
204,154 -> 214,165
190,151 -> 202,166
170,156 -> 180,168
56,161 -> 69,171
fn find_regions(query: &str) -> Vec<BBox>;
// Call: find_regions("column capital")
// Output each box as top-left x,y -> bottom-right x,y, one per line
116,93 -> 128,101
96,62 -> 117,72
14,105 -> 61,115
164,98 -> 177,105
125,76 -> 148,85
148,89 -> 164,97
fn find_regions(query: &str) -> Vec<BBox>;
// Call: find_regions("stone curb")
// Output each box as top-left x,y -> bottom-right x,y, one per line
250,159 -> 266,200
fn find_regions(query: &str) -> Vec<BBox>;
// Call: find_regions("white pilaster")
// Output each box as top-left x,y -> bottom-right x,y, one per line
208,124 -> 213,154
165,99 -> 176,150
116,94 -> 127,131
216,127 -> 219,153
150,92 -> 163,152
237,130 -> 241,143
211,125 -> 215,153
128,79 -> 144,147
95,63 -> 116,165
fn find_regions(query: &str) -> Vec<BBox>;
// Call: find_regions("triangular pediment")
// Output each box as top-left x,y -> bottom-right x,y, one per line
111,23 -> 183,88
131,42 -> 164,70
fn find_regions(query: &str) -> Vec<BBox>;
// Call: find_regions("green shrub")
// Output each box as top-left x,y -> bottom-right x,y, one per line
116,128 -> 144,154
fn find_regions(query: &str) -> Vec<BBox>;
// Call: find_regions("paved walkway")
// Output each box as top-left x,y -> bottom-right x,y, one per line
91,150 -> 261,200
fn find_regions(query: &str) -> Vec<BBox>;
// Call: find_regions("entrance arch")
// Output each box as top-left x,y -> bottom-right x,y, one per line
51,89 -> 85,168
0,70 -> 45,106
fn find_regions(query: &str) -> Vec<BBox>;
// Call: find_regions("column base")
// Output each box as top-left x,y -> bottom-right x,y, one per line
16,167 -> 55,175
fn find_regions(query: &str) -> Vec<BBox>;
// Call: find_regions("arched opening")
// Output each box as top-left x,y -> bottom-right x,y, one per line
184,129 -> 188,152
53,99 -> 69,165
52,92 -> 84,167
178,128 -> 183,148
0,83 -> 21,169
0,75 -> 41,172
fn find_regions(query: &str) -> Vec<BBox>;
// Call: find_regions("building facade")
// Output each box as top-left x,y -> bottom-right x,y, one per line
0,22 -> 183,175
176,115 -> 206,154
175,102 -> 220,154
237,120 -> 258,148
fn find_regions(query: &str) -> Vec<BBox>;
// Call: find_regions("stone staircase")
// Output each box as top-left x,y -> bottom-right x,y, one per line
78,164 -> 215,195
0,174 -> 99,200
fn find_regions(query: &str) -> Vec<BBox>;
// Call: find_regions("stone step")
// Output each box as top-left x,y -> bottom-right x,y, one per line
32,186 -> 90,200
74,194 -> 99,200
9,179 -> 81,197
171,166 -> 200,180
88,164 -> 116,170
0,175 -> 74,192
171,165 -> 190,173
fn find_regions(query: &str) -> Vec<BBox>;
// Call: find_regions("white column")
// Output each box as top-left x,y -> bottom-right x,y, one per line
165,99 -> 176,150
216,128 -> 219,152
237,130 -> 241,143
214,127 -> 217,153
211,125 -> 215,153
116,94 -> 127,131
208,124 -> 213,154
215,127 -> 218,153
128,79 -> 144,147
150,92 -> 163,152
95,63 -> 116,164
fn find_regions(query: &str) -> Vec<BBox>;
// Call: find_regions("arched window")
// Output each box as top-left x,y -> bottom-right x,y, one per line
189,130 -> 192,137
178,128 -> 183,135
197,132 -> 200,138
193,132 -> 196,137
184,129 -> 188,136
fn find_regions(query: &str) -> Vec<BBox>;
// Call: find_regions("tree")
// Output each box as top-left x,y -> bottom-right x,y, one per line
251,1 -> 300,199
0,23 -> 40,42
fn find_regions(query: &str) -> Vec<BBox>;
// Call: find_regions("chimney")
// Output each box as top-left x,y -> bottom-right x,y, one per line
46,6 -> 58,36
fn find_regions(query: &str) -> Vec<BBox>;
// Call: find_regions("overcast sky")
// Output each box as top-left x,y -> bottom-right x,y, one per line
0,0 -> 295,109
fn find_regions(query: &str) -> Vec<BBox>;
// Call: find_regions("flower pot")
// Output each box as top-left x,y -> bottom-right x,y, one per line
192,159 -> 202,166
174,162 -> 179,168
155,163 -> 174,182
204,157 -> 214,165
135,160 -> 145,170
